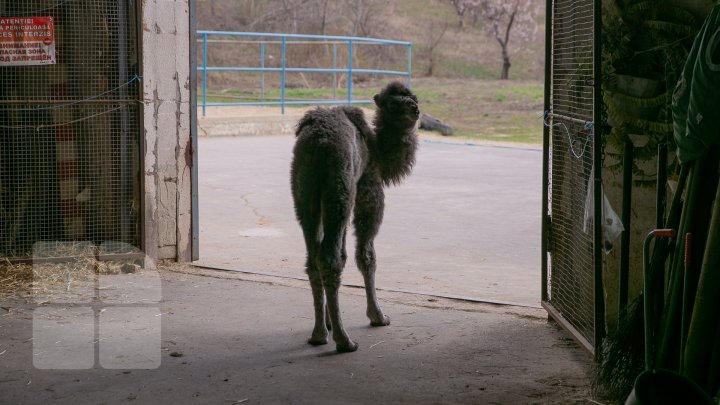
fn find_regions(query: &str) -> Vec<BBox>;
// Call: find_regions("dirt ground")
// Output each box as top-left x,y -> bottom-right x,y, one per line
0,263 -> 595,404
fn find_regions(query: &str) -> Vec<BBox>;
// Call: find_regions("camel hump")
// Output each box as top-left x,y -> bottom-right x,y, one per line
338,106 -> 372,138
295,106 -> 372,139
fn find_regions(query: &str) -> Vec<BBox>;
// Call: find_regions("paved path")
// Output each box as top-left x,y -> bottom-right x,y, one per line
198,135 -> 543,307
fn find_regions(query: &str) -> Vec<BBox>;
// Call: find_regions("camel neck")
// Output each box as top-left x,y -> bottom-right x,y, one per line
372,119 -> 418,186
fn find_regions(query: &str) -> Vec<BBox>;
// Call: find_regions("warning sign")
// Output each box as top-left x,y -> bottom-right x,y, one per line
0,16 -> 56,66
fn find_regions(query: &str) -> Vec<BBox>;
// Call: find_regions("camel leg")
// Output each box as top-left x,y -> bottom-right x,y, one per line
317,197 -> 358,353
356,240 -> 390,326
307,264 -> 329,345
324,228 -> 347,331
322,227 -> 346,332
322,271 -> 358,352
299,213 -> 329,346
354,177 -> 390,326
324,302 -> 331,331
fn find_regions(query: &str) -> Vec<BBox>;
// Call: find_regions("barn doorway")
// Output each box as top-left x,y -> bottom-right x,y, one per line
192,2 -> 547,309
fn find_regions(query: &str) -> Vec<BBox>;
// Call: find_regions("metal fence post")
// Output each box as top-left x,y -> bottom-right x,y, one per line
407,43 -> 412,89
333,42 -> 337,100
202,32 -> 208,116
260,41 -> 265,101
347,39 -> 353,104
281,36 -> 286,114
593,0 -> 607,356
190,1 -> 200,260
117,0 -> 130,244
541,0 -> 552,305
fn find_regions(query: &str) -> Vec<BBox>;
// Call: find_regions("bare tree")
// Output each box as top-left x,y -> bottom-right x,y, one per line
343,0 -> 384,37
248,0 -> 325,33
319,0 -> 330,35
280,0 -> 299,33
419,20 -> 449,76
197,0 -> 400,85
337,0 -> 395,72
199,0 -> 391,38
448,0 -> 481,28
478,0 -> 536,80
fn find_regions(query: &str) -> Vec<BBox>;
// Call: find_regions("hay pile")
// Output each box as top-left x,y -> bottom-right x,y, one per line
0,260 -> 34,300
0,243 -> 142,302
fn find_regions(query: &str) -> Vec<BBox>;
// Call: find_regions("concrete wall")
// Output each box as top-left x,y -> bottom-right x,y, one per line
141,0 -> 193,262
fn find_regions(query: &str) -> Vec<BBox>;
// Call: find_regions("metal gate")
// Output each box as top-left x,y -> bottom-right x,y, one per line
0,1 -> 141,260
541,0 -> 605,354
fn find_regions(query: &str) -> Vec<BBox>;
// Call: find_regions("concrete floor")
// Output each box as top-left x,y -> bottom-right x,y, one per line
0,117 -> 597,404
198,135 -> 542,307
0,265 -> 593,404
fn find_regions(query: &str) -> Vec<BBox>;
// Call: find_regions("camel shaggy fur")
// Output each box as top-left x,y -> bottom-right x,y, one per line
290,81 -> 419,352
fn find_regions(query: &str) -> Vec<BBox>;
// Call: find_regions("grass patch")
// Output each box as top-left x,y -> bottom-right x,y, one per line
199,86 -> 377,104
453,113 -> 543,144
507,84 -> 544,103
198,77 -> 545,145
437,60 -> 497,80
494,93 -> 507,102
411,78 -> 543,144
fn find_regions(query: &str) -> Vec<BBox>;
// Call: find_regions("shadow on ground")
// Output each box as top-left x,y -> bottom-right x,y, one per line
0,265 -> 593,404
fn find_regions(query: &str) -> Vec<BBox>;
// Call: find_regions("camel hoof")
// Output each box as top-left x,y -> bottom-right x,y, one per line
308,336 -> 328,346
370,315 -> 391,327
336,340 -> 359,353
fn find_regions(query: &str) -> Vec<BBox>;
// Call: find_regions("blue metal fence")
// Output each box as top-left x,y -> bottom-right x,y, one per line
196,31 -> 413,115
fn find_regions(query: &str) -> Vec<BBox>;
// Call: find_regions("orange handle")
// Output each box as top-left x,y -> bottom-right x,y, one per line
652,229 -> 676,238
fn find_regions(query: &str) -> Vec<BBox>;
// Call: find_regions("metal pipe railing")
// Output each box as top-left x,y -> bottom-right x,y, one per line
196,31 -> 413,115
201,31 -> 208,116
260,42 -> 265,101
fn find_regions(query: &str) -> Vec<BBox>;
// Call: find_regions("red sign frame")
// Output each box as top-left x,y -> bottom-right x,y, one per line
0,16 -> 56,66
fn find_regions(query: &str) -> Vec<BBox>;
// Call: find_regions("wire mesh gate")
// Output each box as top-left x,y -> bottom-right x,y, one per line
0,1 -> 141,261
542,0 -> 605,354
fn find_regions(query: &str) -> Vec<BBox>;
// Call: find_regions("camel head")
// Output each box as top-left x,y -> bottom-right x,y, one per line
373,81 -> 420,128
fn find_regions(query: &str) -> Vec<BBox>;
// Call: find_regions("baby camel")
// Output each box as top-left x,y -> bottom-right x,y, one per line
290,81 -> 420,352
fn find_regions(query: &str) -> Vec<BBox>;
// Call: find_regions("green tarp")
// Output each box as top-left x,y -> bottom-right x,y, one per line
672,5 -> 720,165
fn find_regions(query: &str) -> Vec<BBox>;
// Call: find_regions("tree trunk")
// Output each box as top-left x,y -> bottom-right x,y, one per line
501,57 -> 511,80
419,113 -> 454,135
321,0 -> 328,35
500,45 -> 511,80
499,7 -> 516,80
